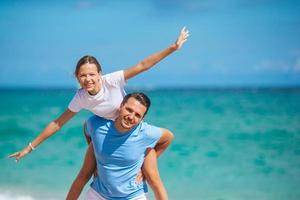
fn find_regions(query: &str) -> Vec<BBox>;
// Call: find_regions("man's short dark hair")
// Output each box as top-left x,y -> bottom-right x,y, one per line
121,92 -> 151,117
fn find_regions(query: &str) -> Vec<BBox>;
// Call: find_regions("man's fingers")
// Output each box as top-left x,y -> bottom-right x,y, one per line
135,170 -> 144,183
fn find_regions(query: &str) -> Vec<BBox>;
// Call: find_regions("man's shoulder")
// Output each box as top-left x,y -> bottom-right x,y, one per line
86,116 -> 111,131
139,121 -> 162,137
139,121 -> 159,129
134,121 -> 162,148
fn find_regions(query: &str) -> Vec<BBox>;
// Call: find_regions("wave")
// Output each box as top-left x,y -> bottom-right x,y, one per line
0,193 -> 35,200
0,192 -> 58,200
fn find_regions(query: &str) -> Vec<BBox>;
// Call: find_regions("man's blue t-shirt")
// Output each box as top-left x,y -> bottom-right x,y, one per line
85,115 -> 162,200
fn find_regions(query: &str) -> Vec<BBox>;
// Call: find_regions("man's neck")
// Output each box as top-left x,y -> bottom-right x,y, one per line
114,118 -> 129,133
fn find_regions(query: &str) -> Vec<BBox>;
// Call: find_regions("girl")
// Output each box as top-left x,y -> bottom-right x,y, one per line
9,27 -> 189,200
9,27 -> 188,160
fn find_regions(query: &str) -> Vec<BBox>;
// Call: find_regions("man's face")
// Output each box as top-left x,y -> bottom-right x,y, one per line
117,97 -> 147,131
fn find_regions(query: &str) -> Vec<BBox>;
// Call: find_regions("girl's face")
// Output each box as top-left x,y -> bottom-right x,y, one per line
77,63 -> 101,95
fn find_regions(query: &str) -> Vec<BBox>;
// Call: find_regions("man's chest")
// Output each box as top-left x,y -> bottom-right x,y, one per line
92,133 -> 146,166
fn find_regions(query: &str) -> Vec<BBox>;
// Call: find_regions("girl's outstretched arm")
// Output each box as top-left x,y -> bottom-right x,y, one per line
124,27 -> 189,80
8,109 -> 76,161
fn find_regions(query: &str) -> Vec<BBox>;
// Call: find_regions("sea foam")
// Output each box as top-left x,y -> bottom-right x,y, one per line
0,192 -> 35,200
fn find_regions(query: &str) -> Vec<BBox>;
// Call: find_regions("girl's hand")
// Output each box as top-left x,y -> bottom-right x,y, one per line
8,145 -> 32,162
174,27 -> 190,50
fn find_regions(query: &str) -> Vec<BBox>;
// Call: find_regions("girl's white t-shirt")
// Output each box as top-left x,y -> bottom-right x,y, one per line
68,70 -> 126,120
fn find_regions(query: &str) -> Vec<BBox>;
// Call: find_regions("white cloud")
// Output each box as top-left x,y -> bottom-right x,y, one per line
290,49 -> 300,56
256,59 -> 290,71
293,57 -> 300,72
290,49 -> 300,72
76,0 -> 94,9
255,50 -> 300,73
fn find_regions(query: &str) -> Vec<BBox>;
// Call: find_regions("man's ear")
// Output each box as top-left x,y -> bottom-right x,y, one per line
118,103 -> 124,112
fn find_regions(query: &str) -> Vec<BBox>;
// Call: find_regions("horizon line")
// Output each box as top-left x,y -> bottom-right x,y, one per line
0,85 -> 300,91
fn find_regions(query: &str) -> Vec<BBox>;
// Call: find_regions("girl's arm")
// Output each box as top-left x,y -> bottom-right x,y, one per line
9,109 -> 76,161
124,27 -> 189,80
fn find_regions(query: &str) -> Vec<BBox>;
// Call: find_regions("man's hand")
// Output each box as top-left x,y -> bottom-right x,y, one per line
135,170 -> 145,184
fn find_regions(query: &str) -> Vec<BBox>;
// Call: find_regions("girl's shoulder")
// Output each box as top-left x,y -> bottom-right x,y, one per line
74,87 -> 86,97
102,70 -> 125,87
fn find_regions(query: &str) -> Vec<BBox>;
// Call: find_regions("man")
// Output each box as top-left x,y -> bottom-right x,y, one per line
66,92 -> 174,200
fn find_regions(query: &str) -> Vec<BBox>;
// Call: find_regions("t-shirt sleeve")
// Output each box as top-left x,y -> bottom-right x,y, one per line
84,115 -> 98,137
143,123 -> 163,149
84,120 -> 91,137
104,70 -> 126,88
68,91 -> 82,112
85,115 -> 106,138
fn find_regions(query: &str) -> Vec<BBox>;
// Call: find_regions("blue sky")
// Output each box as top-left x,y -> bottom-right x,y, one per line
0,0 -> 300,88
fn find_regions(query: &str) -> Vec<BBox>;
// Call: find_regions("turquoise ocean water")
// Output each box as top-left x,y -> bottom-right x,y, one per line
1,88 -> 300,200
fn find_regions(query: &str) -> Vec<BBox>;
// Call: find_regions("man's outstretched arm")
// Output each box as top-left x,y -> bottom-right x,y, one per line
66,144 -> 96,200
